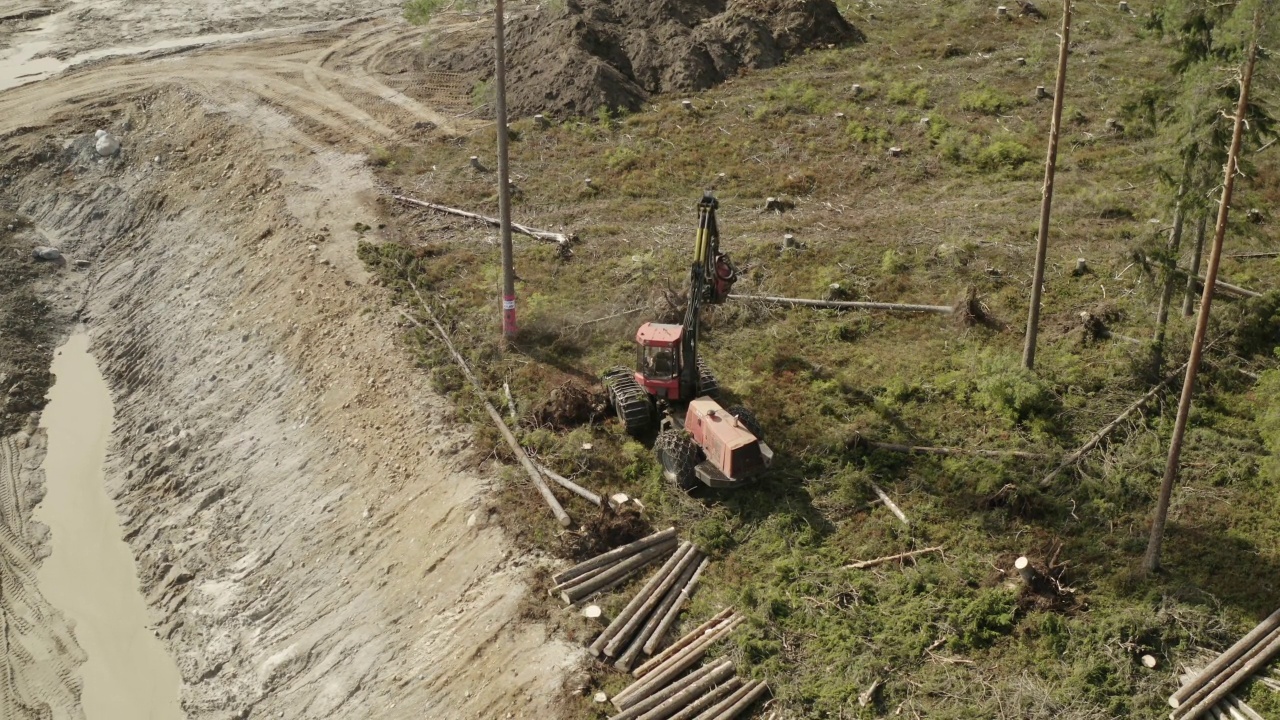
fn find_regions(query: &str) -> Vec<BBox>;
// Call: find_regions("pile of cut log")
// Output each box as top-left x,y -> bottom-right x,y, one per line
606,609 -> 767,720
557,530 -> 770,718
590,539 -> 711,671
1170,607 -> 1280,719
550,528 -> 683,605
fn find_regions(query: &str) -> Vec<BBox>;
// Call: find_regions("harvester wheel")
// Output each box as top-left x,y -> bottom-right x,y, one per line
602,366 -> 652,435
726,405 -> 764,441
656,429 -> 699,490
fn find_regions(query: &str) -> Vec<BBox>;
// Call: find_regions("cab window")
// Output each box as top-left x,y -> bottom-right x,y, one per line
640,344 -> 680,379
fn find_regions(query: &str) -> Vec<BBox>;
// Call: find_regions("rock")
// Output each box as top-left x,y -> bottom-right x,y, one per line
32,246 -> 61,261
95,133 -> 121,157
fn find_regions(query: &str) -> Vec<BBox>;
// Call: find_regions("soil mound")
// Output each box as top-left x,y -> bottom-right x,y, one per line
429,0 -> 862,117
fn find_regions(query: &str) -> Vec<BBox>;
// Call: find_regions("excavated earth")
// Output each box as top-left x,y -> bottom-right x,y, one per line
426,0 -> 862,117
0,13 -> 581,720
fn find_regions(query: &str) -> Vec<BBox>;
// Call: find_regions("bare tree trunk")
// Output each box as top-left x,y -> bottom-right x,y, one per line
1144,36 -> 1258,574
1183,216 -> 1208,316
493,0 -> 516,343
729,294 -> 954,314
552,527 -> 678,586
1022,0 -> 1072,370
634,608 -> 734,679
1174,630 -> 1280,719
1171,608 -> 1280,708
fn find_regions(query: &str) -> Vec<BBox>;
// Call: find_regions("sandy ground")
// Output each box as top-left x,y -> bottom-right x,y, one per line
0,7 -> 580,720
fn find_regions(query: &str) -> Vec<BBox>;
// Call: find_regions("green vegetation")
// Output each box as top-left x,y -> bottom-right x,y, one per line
371,0 -> 1279,716
960,87 -> 1023,115
403,0 -> 473,25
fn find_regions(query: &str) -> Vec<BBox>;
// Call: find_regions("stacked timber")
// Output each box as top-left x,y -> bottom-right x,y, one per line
590,540 -> 711,671
1169,607 -> 1280,719
606,610 -> 767,720
551,528 -> 681,605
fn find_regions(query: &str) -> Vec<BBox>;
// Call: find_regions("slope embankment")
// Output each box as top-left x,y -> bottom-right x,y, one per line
1,51 -> 578,719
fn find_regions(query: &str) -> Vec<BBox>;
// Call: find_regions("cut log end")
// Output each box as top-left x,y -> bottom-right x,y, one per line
1142,654 -> 1158,669
583,604 -> 602,619
1014,556 -> 1039,584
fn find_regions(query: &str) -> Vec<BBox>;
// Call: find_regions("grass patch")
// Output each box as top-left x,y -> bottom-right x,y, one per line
368,1 -> 1280,716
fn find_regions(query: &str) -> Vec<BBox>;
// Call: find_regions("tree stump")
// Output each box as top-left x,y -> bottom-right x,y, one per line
1015,556 -> 1040,584
997,5 -> 1009,17
533,114 -> 549,129
852,84 -> 863,96
1036,86 -> 1050,100
681,100 -> 694,112
764,197 -> 794,213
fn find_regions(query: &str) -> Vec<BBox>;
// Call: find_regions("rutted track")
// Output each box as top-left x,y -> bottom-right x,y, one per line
0,18 -> 471,141
0,434 -> 86,720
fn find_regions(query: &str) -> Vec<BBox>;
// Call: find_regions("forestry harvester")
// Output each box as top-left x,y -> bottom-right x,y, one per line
603,193 -> 773,490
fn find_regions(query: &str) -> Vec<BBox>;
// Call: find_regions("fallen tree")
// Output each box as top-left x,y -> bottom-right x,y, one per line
1038,361 -> 1189,488
398,280 -> 571,527
728,294 -> 955,314
391,194 -> 573,245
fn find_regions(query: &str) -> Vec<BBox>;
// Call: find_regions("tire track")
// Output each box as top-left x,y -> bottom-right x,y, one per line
0,435 -> 87,720
0,19 -> 471,141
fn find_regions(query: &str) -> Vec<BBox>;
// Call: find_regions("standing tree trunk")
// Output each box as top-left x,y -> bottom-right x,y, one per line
1144,37 -> 1258,574
1153,199 -> 1187,373
1022,0 -> 1073,370
1182,216 -> 1208,316
494,0 -> 517,344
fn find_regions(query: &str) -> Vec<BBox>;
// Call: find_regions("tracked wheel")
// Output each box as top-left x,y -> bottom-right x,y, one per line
603,366 -> 652,434
726,405 -> 764,441
696,359 -> 720,398
656,429 -> 699,490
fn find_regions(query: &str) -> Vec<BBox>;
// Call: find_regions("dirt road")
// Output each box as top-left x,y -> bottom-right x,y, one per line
1,8 -> 578,720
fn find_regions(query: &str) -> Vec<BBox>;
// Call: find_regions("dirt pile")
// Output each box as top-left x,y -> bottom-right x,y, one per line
429,0 -> 862,117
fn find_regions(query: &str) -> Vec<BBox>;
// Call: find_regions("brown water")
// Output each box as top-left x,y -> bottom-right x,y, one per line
35,331 -> 186,720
